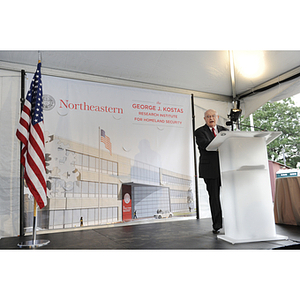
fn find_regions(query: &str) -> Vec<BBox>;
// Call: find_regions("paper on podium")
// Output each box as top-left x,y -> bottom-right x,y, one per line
206,131 -> 282,151
236,165 -> 265,171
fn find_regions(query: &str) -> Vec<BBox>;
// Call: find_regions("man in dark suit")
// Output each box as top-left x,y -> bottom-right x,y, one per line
194,109 -> 228,234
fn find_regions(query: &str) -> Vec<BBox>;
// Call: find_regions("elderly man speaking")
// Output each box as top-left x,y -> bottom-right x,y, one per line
194,109 -> 228,234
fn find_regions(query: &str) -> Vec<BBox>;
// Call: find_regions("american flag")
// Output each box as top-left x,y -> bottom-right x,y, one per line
16,61 -> 47,209
101,129 -> 112,155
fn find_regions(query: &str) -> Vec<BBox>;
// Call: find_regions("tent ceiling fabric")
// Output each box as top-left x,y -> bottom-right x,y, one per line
1,50 -> 300,116
0,50 -> 233,96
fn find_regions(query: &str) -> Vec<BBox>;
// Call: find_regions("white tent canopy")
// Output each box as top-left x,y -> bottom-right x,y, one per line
1,50 -> 300,119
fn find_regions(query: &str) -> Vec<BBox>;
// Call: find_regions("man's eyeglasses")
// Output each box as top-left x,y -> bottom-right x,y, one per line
205,115 -> 217,119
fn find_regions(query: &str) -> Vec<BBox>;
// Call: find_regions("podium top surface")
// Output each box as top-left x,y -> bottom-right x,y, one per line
206,131 -> 282,151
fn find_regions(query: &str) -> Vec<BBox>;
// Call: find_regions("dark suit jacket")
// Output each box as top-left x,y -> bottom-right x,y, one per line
194,124 -> 228,179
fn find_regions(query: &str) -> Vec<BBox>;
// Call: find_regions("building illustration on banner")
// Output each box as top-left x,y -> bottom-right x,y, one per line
24,131 -> 193,230
21,77 -> 195,231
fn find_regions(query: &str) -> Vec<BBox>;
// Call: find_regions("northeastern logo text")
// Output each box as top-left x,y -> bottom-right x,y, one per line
59,99 -> 124,114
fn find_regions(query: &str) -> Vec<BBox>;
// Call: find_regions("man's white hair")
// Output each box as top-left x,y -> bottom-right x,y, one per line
204,109 -> 218,117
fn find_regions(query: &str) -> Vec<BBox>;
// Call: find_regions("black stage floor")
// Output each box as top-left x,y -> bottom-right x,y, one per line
1,217 -> 300,250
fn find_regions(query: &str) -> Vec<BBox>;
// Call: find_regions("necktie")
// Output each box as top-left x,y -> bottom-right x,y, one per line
212,128 -> 216,137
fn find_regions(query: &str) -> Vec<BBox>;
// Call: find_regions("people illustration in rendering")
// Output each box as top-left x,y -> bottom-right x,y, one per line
194,109 -> 228,234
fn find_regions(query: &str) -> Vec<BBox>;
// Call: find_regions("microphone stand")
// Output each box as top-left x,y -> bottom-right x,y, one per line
239,123 -> 267,131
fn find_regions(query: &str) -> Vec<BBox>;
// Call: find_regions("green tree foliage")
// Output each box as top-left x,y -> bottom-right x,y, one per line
241,98 -> 300,168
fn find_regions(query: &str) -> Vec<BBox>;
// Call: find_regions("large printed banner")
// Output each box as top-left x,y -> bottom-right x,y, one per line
0,69 -> 197,235
25,74 -> 196,227
41,75 -> 194,175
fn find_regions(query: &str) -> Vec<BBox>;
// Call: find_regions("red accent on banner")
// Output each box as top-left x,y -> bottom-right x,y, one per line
122,185 -> 132,221
122,198 -> 132,221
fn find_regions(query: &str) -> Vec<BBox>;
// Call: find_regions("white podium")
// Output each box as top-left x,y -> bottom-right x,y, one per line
207,131 -> 288,244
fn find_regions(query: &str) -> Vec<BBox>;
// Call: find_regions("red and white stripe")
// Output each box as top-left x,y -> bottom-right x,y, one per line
101,135 -> 112,155
16,99 -> 47,209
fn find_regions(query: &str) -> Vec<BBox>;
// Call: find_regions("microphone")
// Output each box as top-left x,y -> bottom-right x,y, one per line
238,123 -> 267,131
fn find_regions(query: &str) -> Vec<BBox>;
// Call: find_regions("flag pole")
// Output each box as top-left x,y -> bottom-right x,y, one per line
32,199 -> 37,244
17,198 -> 50,248
17,56 -> 50,248
19,69 -> 26,236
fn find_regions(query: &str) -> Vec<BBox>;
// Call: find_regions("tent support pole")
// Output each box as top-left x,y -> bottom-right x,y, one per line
19,69 -> 25,236
229,50 -> 237,100
191,94 -> 200,219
